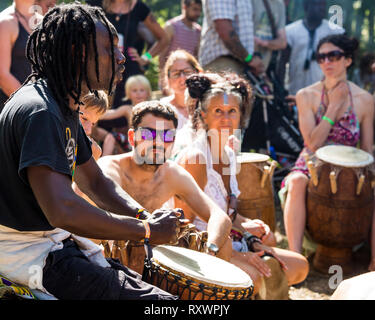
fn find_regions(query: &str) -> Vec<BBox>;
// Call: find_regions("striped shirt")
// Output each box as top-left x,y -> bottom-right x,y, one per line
167,15 -> 201,58
199,0 -> 254,67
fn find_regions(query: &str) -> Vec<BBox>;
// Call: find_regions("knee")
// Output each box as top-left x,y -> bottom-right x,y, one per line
288,255 -> 309,285
287,174 -> 308,195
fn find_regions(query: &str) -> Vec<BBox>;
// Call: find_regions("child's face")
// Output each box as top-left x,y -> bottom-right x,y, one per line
129,83 -> 149,105
79,107 -> 103,136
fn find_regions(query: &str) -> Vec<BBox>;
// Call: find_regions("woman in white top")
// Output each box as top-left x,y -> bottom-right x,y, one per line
160,49 -> 203,130
174,73 -> 309,295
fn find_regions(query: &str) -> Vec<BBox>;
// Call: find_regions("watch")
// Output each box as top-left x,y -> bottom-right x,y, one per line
206,243 -> 219,256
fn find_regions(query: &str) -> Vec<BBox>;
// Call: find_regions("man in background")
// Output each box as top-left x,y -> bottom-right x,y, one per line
281,0 -> 344,96
159,0 -> 202,92
198,0 -> 264,77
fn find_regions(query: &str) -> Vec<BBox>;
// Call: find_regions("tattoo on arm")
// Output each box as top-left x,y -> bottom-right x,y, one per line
221,29 -> 248,61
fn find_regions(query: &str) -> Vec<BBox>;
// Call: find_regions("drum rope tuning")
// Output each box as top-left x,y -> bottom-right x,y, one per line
141,259 -> 254,300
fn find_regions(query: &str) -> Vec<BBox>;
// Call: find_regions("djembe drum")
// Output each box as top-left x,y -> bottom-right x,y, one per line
306,145 -> 374,274
236,152 -> 277,232
102,224 -> 208,275
142,245 -> 254,300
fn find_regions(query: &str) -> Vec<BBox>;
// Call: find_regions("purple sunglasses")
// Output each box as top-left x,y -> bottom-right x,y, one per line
137,127 -> 176,143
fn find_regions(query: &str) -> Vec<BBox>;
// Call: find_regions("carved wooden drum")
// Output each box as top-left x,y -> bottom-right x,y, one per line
142,245 -> 254,300
306,145 -> 374,274
236,152 -> 277,231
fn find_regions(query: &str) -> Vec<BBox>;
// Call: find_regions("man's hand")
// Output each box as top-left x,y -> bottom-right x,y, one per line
254,36 -> 269,48
248,55 -> 265,77
147,209 -> 189,245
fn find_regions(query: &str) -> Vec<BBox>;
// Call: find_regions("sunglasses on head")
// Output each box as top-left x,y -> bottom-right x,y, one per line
316,50 -> 346,64
136,127 -> 176,143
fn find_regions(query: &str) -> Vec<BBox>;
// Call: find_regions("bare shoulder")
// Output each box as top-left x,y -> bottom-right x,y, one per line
349,81 -> 374,103
296,82 -> 321,100
97,153 -> 127,173
0,9 -> 17,33
296,82 -> 322,110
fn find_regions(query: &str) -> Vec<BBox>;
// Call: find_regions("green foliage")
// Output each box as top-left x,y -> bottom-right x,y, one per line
3,0 -> 375,85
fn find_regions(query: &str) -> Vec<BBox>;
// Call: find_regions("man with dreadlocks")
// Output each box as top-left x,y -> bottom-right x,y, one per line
0,2 -> 182,300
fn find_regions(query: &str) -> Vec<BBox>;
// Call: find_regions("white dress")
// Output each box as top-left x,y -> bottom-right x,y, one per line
189,134 -> 241,231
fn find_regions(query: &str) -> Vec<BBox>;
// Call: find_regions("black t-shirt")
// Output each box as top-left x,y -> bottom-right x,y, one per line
0,79 -> 92,231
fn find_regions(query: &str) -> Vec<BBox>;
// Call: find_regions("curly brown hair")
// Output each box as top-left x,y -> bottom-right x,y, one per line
131,100 -> 178,129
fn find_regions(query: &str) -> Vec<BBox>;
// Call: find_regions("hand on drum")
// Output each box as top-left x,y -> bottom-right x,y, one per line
242,251 -> 272,278
148,208 -> 190,245
252,242 -> 288,272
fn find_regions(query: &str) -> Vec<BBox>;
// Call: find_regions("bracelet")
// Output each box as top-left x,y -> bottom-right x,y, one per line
135,208 -> 145,219
322,116 -> 335,126
142,51 -> 152,62
244,53 -> 253,63
243,232 -> 262,252
141,219 -> 151,241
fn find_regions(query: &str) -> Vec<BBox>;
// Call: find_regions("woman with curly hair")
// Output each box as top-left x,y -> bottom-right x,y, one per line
173,72 -> 309,297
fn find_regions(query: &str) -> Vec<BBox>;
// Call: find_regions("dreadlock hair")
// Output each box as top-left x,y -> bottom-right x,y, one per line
185,72 -> 253,131
25,2 -> 116,115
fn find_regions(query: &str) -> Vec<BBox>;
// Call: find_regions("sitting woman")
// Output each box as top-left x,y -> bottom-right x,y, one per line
280,34 -> 375,271
94,74 -> 152,156
161,49 -> 203,130
174,72 -> 309,296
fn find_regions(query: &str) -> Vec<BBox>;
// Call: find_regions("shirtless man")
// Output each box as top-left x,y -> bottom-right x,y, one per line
97,100 -> 233,260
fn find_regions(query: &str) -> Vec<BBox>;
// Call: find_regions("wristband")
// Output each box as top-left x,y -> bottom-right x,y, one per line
243,232 -> 262,252
135,208 -> 145,219
142,51 -> 152,61
322,116 -> 335,126
141,219 -> 151,240
244,53 -> 253,63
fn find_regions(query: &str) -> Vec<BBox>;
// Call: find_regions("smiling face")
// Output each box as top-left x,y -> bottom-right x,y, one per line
128,82 -> 150,105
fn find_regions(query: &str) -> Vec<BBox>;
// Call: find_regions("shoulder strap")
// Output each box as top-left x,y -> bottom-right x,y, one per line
262,0 -> 278,39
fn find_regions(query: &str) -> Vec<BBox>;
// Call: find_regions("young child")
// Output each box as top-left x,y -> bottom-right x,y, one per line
97,75 -> 152,156
73,90 -> 110,201
79,90 -> 110,161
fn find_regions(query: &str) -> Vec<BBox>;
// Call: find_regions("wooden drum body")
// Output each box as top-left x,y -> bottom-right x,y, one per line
102,224 -> 208,275
306,146 -> 374,274
236,153 -> 277,231
142,245 -> 254,300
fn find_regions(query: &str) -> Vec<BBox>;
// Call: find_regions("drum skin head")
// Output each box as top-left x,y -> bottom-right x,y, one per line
316,145 -> 374,168
152,245 -> 253,289
237,152 -> 270,163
